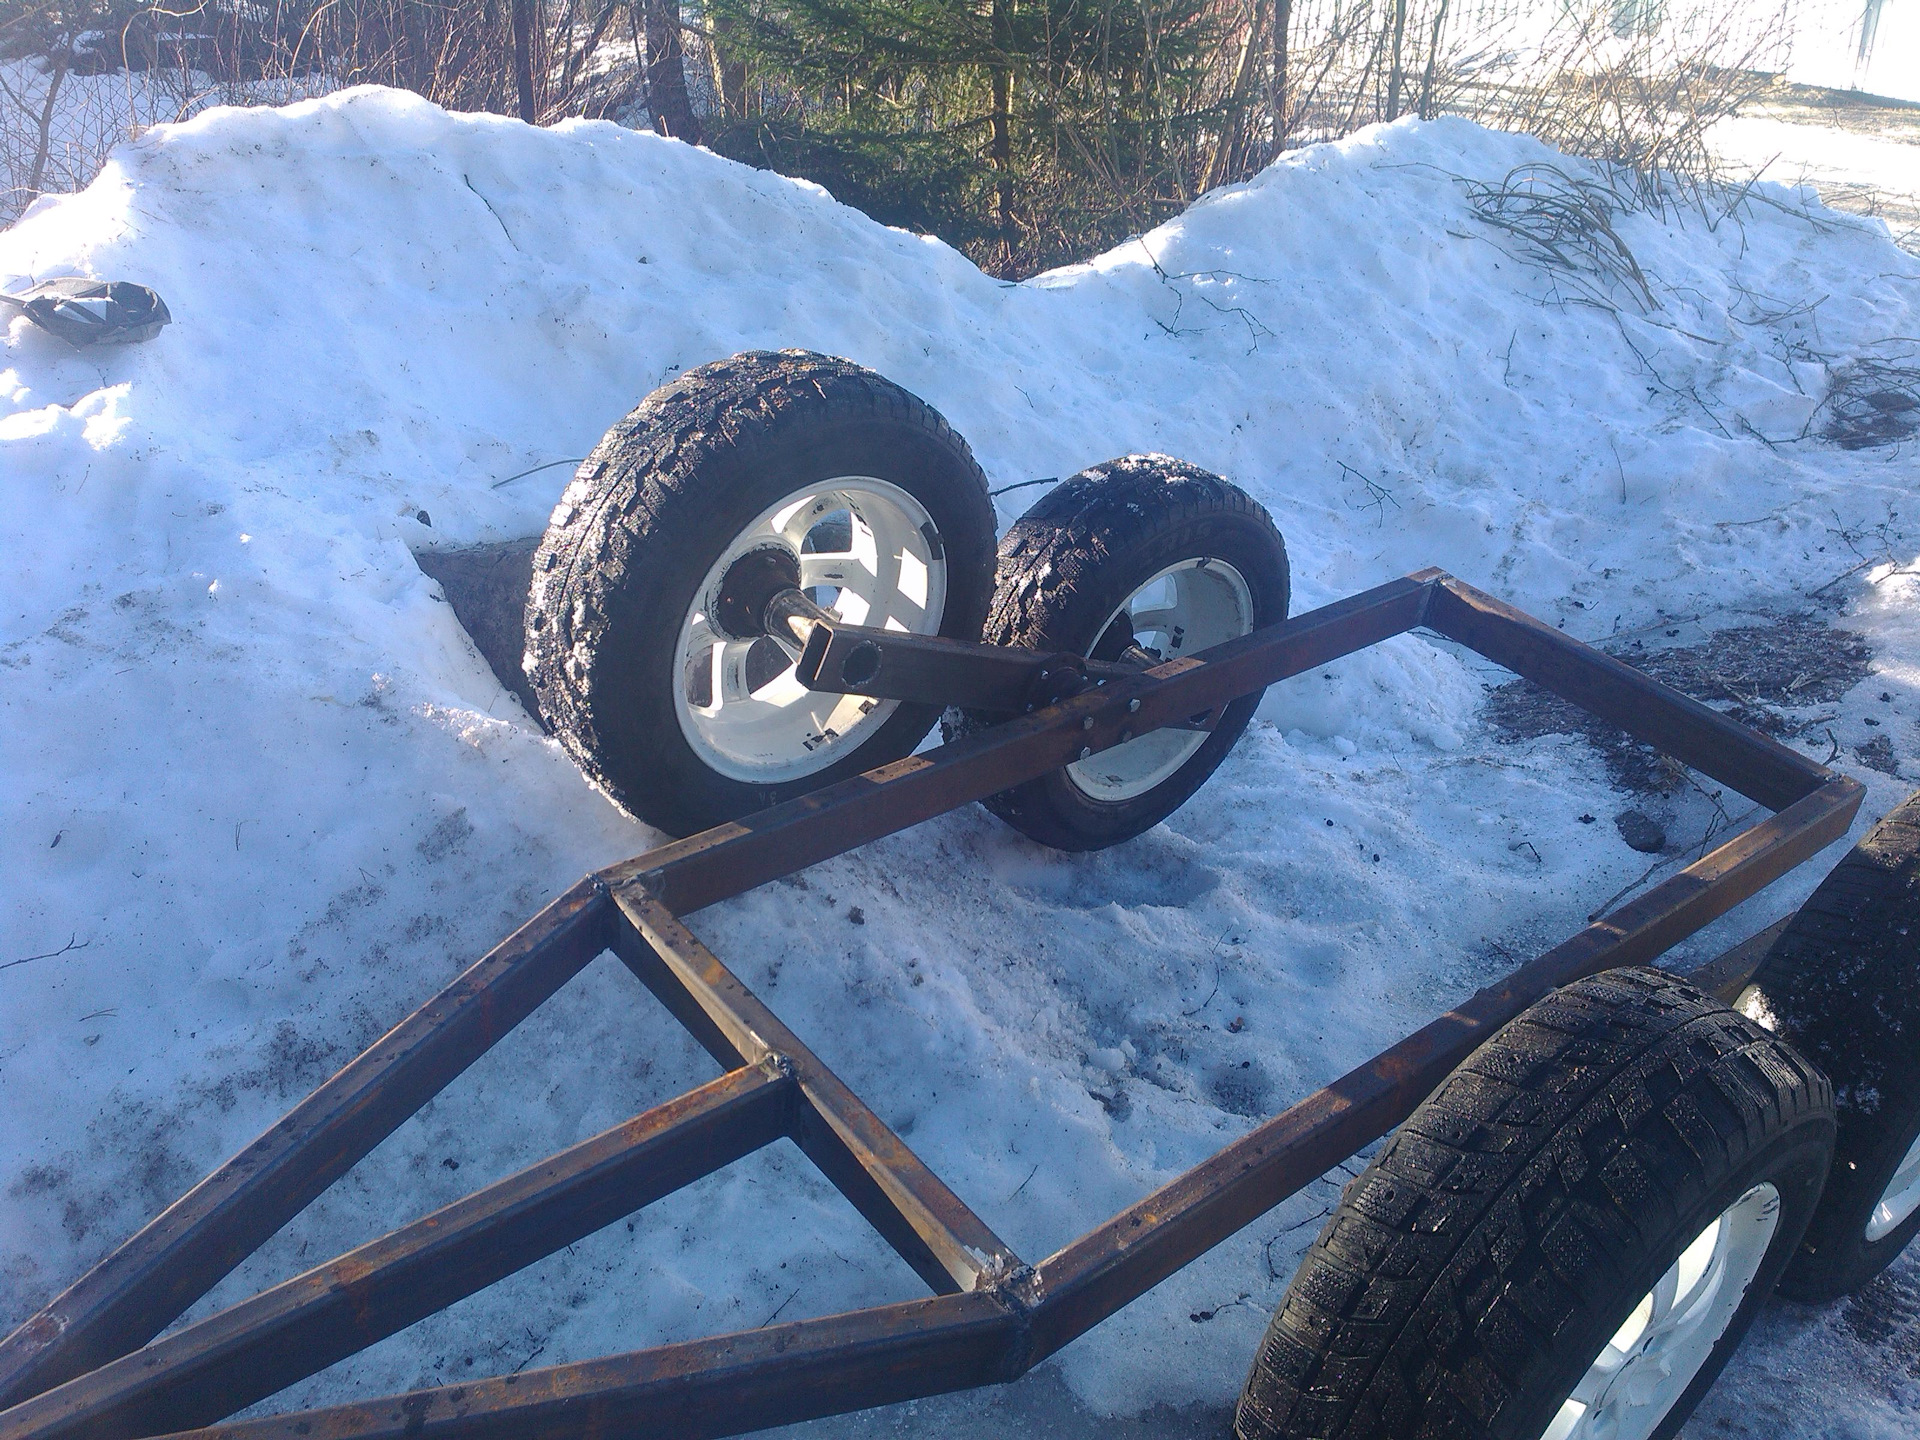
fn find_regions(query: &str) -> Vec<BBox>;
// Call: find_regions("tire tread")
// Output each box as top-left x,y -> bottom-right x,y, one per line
523,351 -> 995,831
1236,968 -> 1832,1440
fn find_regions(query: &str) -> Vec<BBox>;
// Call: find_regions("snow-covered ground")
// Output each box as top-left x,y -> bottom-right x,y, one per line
3,88 -> 1919,1436
1710,87 -> 1920,254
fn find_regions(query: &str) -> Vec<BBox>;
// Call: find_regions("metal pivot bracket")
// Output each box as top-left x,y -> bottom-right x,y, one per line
769,587 -> 1136,714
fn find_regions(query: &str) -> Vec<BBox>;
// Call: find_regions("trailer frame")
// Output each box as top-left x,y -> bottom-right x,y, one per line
0,569 -> 1864,1440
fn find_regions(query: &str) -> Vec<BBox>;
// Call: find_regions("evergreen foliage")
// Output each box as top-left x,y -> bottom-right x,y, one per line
701,0 -> 1251,275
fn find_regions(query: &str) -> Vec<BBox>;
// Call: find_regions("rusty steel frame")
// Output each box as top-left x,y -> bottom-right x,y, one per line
0,570 -> 1864,1440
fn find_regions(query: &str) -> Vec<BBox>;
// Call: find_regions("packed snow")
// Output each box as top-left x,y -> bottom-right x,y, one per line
3,87 -> 1919,1435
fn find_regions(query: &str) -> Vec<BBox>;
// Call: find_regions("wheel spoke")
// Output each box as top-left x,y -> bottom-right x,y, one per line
866,535 -> 903,621
799,552 -> 861,589
1645,1263 -> 1680,1332
1127,606 -> 1182,639
1569,1338 -> 1629,1405
682,618 -> 720,711
872,574 -> 925,627
716,640 -> 757,705
777,490 -> 849,547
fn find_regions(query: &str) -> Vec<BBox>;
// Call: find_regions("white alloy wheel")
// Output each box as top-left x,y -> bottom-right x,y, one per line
1539,1183 -> 1782,1440
1866,1131 -> 1920,1243
1064,557 -> 1254,803
673,477 -> 947,782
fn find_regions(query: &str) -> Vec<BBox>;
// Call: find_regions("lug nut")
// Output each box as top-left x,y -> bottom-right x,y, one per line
1079,746 -> 1092,760
1081,716 -> 1094,731
1127,698 -> 1141,713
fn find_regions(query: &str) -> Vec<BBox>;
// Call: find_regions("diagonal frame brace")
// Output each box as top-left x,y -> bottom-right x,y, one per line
613,890 -> 1024,1297
0,1064 -> 795,1440
0,878 -> 616,1413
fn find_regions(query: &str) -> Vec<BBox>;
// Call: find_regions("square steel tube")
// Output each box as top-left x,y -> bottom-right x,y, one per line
603,575 -> 1434,914
606,571 -> 1832,919
0,1065 -> 795,1440
0,880 -> 615,1413
1420,576 -> 1829,813
611,891 -> 1023,1297
793,618 -> 1099,713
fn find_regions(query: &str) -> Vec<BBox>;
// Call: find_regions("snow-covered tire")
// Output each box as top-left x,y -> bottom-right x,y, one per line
524,351 -> 997,837
1737,788 -> 1920,1303
956,455 -> 1288,851
1235,967 -> 1834,1440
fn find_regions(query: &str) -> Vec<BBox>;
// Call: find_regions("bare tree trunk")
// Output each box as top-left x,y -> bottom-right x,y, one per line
707,6 -> 747,117
1205,0 -> 1268,191
1384,0 -> 1409,119
989,0 -> 1014,261
559,0 -> 629,111
1269,0 -> 1290,159
644,0 -> 700,140
511,0 -> 536,120
1417,0 -> 1449,118
26,44 -> 70,203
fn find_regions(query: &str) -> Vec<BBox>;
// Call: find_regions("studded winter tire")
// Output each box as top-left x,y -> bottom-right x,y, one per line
1235,967 -> 1834,1440
1736,787 -> 1920,1302
954,454 -> 1289,851
524,351 -> 997,837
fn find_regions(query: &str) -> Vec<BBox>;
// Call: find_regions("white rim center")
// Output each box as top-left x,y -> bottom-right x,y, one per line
1064,557 -> 1254,804
672,477 -> 946,782
1867,1130 -> 1920,1243
1538,1182 -> 1781,1440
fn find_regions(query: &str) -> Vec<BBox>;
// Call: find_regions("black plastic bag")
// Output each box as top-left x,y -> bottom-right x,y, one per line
0,277 -> 171,346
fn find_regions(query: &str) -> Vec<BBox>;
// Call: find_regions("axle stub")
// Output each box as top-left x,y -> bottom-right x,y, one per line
777,582 -> 1115,717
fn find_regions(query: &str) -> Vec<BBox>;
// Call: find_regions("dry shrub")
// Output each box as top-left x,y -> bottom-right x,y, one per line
0,0 -> 646,225
1462,162 -> 1655,310
1816,353 -> 1920,450
1449,0 -> 1786,205
0,0 -> 1824,279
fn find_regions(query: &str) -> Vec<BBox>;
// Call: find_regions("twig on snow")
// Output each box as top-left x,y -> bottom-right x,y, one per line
989,476 -> 1058,499
758,1287 -> 802,1328
1007,1163 -> 1041,1202
2,933 -> 88,973
493,457 -> 586,489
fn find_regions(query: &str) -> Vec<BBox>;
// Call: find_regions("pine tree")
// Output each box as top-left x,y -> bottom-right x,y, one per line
702,0 -> 1243,274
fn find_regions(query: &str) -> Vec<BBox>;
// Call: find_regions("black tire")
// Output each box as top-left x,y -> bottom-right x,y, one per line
1739,788 -> 1920,1302
1236,967 -> 1835,1440
955,455 -> 1289,851
525,351 -> 997,837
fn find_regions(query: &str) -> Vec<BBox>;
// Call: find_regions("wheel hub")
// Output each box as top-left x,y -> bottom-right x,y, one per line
1064,557 -> 1253,803
711,545 -> 801,642
672,477 -> 949,783
1540,1182 -> 1781,1440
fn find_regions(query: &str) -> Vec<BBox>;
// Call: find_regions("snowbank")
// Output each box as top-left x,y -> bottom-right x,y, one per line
4,87 -> 1919,1430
